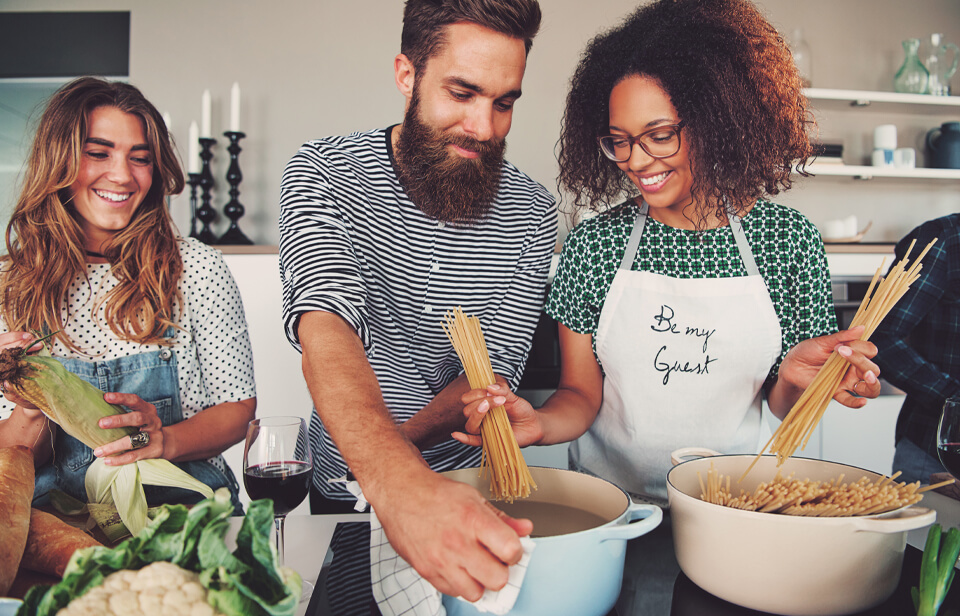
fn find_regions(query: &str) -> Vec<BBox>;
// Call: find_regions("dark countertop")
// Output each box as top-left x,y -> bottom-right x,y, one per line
309,514 -> 960,616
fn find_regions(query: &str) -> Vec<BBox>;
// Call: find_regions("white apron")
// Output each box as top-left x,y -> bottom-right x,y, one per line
569,201 -> 783,501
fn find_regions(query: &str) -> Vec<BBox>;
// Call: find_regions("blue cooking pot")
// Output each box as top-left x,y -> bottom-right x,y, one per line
441,467 -> 662,616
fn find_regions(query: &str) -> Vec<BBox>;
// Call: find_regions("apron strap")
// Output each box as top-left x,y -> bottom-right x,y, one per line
618,200 -> 760,277
725,202 -> 760,277
618,201 -> 650,271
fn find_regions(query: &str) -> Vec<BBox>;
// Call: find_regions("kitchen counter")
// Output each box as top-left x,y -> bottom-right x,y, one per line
302,491 -> 960,616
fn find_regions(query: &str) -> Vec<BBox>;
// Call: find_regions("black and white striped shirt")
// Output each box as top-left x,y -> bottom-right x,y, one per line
279,127 -> 557,501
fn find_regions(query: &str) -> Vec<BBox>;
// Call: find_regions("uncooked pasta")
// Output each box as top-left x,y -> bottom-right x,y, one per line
443,307 -> 536,502
700,463 -> 953,517
741,238 -> 938,481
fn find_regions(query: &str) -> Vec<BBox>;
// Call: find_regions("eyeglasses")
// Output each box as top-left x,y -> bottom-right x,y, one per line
598,121 -> 685,162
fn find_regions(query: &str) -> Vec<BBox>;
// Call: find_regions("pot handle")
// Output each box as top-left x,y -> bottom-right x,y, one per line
597,503 -> 663,542
927,127 -> 942,152
848,506 -> 936,534
670,447 -> 723,466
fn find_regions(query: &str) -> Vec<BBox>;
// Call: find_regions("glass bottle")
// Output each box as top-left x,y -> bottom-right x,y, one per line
925,33 -> 959,96
894,38 -> 930,94
790,28 -> 813,88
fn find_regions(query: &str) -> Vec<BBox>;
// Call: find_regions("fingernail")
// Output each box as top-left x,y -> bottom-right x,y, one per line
93,448 -> 103,457
837,346 -> 852,357
103,458 -> 112,466
493,396 -> 506,405
866,371 -> 877,383
21,333 -> 32,340
478,400 -> 489,413
98,418 -> 110,428
488,384 -> 501,391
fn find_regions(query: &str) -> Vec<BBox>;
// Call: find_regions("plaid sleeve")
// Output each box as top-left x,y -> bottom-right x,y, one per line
873,224 -> 960,407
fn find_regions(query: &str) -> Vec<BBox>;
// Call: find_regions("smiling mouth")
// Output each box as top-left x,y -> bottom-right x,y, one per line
450,143 -> 480,159
94,189 -> 133,203
640,171 -> 670,186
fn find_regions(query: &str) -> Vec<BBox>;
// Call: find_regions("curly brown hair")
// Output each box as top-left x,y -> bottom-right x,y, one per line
558,0 -> 814,229
1,77 -> 185,352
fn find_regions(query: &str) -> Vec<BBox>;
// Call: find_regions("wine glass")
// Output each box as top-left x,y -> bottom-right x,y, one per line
243,416 -> 314,602
936,397 -> 960,477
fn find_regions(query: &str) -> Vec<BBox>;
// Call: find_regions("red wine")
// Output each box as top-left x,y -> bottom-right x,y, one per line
937,443 -> 960,477
244,461 -> 313,516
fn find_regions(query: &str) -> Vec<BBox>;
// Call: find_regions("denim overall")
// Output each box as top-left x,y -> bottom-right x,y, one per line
33,346 -> 243,514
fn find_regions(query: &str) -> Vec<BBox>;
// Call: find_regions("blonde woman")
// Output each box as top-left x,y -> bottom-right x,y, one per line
0,77 -> 256,512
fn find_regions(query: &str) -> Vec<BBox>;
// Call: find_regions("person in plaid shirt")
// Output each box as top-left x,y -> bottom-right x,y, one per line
873,213 -> 960,484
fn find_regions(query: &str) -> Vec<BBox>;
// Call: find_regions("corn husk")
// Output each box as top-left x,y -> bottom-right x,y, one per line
0,344 -> 213,537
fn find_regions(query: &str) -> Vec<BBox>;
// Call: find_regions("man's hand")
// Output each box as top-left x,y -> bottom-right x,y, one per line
372,466 -> 533,601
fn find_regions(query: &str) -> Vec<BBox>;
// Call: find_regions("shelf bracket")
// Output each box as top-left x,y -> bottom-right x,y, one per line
850,99 -> 872,107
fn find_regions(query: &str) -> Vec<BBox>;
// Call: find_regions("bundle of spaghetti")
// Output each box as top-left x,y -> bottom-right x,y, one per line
740,238 -> 938,482
699,464 -> 953,516
442,307 -> 536,502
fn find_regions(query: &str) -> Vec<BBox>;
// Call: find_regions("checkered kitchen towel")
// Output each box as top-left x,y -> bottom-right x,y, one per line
340,479 -> 535,616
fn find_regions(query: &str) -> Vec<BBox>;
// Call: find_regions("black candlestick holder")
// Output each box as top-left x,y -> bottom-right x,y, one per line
187,173 -> 201,240
217,131 -> 253,245
196,138 -> 218,245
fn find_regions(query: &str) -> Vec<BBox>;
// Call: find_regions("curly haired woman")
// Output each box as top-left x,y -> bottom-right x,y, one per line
457,0 -> 882,501
0,77 -> 256,513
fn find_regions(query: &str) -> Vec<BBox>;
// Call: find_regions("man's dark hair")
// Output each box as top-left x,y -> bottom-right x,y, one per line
401,0 -> 542,73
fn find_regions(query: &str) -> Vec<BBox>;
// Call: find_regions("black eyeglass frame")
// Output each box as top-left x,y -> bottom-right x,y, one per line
597,120 -> 686,162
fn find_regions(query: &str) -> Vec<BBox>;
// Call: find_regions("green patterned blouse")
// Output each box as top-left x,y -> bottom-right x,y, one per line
546,199 -> 837,386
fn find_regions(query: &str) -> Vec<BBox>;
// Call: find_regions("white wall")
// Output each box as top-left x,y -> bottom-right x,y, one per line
1,0 -> 958,245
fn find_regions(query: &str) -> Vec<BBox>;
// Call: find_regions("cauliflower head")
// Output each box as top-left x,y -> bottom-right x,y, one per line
56,562 -> 225,616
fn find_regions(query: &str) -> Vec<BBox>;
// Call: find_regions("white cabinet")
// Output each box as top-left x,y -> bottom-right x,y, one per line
763,395 -> 903,477
818,396 -> 903,475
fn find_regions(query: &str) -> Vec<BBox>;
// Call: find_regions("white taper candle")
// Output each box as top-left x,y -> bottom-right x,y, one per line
230,82 -> 241,132
200,90 -> 211,138
188,121 -> 200,174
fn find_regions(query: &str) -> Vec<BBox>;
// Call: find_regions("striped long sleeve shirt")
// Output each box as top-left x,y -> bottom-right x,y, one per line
279,127 -> 557,501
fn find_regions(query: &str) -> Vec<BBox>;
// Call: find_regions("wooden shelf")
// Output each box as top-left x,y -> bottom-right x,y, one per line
803,163 -> 960,180
804,88 -> 960,114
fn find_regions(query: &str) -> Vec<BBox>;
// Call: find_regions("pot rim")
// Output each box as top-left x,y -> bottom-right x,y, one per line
666,453 -> 922,524
443,465 -> 637,541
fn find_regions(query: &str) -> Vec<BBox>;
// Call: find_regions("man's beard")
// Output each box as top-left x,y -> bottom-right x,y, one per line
394,91 -> 506,224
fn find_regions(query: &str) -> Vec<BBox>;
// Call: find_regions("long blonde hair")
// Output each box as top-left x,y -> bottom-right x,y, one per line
1,77 -> 186,351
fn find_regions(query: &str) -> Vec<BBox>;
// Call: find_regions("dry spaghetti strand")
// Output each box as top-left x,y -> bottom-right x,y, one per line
442,307 -> 536,502
741,238 -> 938,482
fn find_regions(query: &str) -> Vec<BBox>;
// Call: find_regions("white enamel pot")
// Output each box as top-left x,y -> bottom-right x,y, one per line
441,466 -> 662,616
667,448 -> 937,616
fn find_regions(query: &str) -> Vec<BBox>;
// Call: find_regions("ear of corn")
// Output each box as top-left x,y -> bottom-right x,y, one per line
0,347 -> 213,537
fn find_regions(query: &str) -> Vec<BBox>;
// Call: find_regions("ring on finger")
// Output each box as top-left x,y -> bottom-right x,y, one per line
129,431 -> 150,450
853,379 -> 866,394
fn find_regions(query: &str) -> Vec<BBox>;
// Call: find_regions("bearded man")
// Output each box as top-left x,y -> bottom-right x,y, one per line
278,0 -> 554,610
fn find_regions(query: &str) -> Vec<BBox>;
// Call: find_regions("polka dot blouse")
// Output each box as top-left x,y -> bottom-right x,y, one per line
0,238 -> 256,466
546,199 -> 837,386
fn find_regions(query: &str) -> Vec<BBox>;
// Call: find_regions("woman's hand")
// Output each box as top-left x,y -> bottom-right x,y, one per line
92,392 -> 169,465
452,376 -> 543,448
778,326 -> 881,410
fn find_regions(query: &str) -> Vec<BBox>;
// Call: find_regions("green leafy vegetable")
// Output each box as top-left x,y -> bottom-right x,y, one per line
913,524 -> 960,616
16,489 -> 301,616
